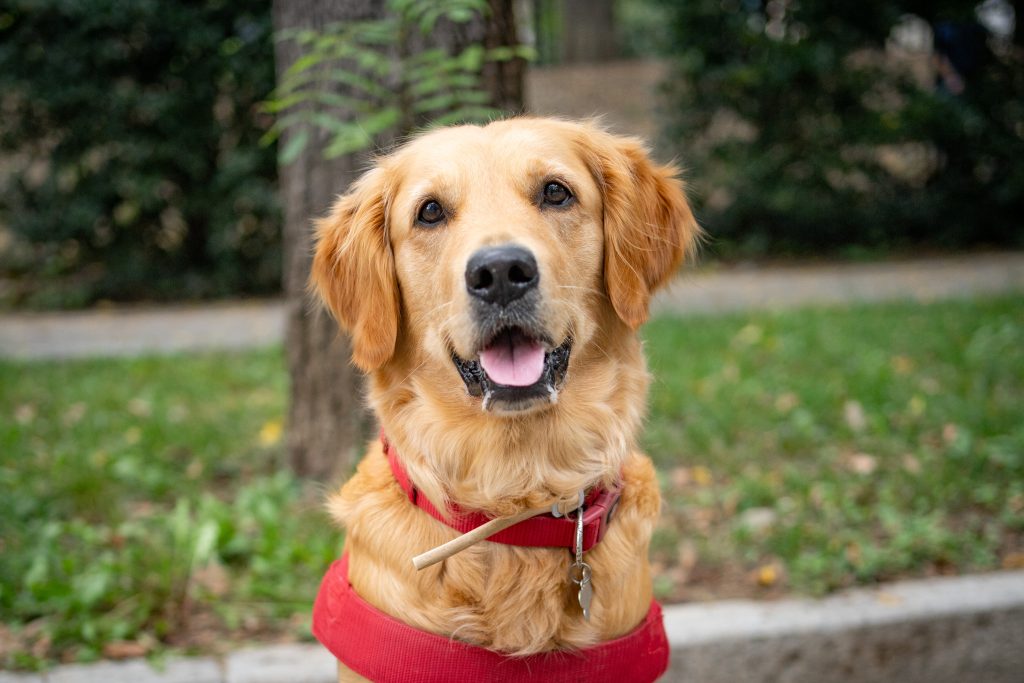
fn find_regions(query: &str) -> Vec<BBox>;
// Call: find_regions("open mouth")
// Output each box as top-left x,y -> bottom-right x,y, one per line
452,327 -> 572,411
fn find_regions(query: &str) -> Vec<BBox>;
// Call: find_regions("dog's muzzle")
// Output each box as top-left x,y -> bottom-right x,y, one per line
453,244 -> 572,412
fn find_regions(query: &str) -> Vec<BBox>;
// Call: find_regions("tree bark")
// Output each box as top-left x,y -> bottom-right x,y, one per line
560,0 -> 618,63
482,0 -> 527,113
273,0 -> 381,482
273,0 -> 525,481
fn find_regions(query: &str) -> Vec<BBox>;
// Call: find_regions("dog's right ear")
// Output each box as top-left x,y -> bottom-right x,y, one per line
310,167 -> 400,372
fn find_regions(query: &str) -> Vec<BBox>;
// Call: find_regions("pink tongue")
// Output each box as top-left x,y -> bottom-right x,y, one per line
479,338 -> 545,387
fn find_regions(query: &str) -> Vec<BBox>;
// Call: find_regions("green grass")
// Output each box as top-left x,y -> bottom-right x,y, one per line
0,350 -> 339,669
2,295 -> 1022,668
643,296 -> 1024,598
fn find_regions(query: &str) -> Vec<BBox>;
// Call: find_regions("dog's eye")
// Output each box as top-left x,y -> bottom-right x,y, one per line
542,181 -> 572,207
417,200 -> 445,226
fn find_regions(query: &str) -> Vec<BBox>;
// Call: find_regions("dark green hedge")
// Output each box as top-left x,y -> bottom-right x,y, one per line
0,0 -> 280,308
658,0 -> 1024,257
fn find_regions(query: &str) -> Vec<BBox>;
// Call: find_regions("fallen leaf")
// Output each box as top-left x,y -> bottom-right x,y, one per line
62,402 -> 87,426
755,564 -> 778,587
732,324 -> 763,347
1002,552 -> 1024,570
167,404 -> 189,422
908,395 -> 926,417
721,363 -> 740,382
739,507 -> 777,533
688,507 -> 715,533
774,392 -> 799,413
127,397 -> 152,417
15,404 -> 36,425
1008,493 -> 1024,514
192,562 -> 230,597
669,467 -> 690,489
691,466 -> 713,487
102,640 -> 149,659
942,423 -> 958,444
843,400 -> 867,432
847,453 -> 878,475
186,459 -> 204,479
890,355 -> 914,374
259,419 -> 283,446
845,543 -> 862,565
876,591 -> 904,606
902,454 -> 921,474
677,540 -> 698,572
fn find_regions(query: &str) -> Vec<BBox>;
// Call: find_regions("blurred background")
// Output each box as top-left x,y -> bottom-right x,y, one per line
1,0 -> 1022,674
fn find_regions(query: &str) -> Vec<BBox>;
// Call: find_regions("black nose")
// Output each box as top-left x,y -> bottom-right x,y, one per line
465,245 -> 539,306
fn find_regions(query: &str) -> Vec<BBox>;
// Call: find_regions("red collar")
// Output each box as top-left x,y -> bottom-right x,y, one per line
313,553 -> 670,683
382,432 -> 622,552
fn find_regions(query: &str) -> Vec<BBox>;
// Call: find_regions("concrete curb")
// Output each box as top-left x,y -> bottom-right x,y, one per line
663,569 -> 1024,683
5,569 -> 1022,682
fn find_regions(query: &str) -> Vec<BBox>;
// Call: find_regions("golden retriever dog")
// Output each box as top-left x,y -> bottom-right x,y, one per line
309,117 -> 699,682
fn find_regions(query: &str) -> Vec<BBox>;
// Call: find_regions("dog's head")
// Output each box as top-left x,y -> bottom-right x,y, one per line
312,118 -> 699,416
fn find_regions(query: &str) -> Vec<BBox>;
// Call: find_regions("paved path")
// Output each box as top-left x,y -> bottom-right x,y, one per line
653,250 -> 1024,315
1,252 -> 1022,360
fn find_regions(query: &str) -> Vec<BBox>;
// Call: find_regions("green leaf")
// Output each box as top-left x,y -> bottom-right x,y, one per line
408,72 -> 480,96
323,127 -> 374,158
324,108 -> 402,158
413,89 -> 492,115
192,519 -> 219,566
431,105 -> 502,126
278,130 -> 308,165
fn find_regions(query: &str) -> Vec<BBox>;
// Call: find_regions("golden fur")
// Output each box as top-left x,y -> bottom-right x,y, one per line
310,118 -> 699,682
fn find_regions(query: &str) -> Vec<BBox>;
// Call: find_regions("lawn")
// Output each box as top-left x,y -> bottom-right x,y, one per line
2,295 -> 1022,668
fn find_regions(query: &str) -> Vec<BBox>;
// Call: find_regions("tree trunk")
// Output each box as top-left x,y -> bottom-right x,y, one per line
482,0 -> 527,113
273,0 -> 525,481
560,0 -> 617,63
273,0 -> 382,482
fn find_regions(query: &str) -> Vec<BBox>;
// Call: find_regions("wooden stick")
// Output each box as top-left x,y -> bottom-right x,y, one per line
412,506 -> 550,570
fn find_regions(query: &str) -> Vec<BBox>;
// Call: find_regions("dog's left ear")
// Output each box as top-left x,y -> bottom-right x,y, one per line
582,129 -> 700,329
309,166 -> 400,372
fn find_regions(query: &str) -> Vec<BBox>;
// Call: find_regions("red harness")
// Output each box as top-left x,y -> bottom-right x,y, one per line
311,435 -> 670,682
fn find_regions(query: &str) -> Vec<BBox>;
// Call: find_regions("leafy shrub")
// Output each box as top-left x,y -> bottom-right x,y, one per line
658,0 -> 1024,257
0,0 -> 280,308
266,0 -> 531,163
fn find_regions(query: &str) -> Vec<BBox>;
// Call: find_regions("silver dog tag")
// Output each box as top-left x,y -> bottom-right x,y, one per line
578,577 -> 593,621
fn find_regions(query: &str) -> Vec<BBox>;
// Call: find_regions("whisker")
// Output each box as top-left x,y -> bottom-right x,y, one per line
424,300 -> 454,318
389,354 -> 429,387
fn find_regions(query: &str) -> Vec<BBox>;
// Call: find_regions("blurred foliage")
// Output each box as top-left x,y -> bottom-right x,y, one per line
616,0 -> 675,58
0,0 -> 281,308
266,0 -> 532,162
658,0 -> 1024,256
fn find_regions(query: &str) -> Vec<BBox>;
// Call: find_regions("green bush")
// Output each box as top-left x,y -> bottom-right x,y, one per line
0,0 -> 280,308
658,0 -> 1024,257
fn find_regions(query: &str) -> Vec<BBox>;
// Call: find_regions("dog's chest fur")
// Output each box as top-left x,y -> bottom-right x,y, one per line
328,441 -> 661,656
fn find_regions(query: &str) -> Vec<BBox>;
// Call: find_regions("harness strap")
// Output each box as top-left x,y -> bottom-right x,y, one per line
312,554 -> 670,683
